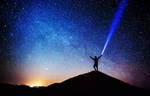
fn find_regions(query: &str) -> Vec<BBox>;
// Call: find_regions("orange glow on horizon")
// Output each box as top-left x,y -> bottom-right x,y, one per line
24,79 -> 62,87
22,69 -> 88,87
26,81 -> 44,87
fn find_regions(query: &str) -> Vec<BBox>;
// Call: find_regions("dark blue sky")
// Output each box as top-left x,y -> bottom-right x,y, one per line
0,0 -> 150,88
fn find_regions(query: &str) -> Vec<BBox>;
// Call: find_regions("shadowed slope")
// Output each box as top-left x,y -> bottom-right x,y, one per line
0,83 -> 37,96
0,71 -> 149,96
34,71 -> 149,96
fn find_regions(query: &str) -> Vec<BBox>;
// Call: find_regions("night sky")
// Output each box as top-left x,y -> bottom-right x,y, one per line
0,0 -> 150,88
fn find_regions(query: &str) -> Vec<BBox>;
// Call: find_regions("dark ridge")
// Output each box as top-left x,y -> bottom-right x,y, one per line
0,83 -> 37,96
34,71 -> 150,96
0,71 -> 149,96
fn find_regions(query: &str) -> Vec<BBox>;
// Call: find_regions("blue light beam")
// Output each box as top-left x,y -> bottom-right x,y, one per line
101,0 -> 127,55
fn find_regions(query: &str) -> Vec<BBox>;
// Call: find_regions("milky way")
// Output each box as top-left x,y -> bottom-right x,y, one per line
0,0 -> 150,88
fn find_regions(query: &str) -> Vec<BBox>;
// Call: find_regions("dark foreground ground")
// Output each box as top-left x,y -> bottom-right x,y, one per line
0,71 -> 149,96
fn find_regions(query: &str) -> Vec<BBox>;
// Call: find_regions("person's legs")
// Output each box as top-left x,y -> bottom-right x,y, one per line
93,65 -> 96,71
96,64 -> 98,71
94,66 -> 96,71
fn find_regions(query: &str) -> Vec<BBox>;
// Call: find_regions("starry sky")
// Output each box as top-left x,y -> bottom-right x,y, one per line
0,0 -> 150,88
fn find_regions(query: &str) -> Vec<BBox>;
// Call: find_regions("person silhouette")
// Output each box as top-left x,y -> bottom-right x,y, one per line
90,55 -> 102,71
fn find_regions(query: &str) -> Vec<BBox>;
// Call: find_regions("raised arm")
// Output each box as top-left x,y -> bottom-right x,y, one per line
89,56 -> 94,60
98,55 -> 102,59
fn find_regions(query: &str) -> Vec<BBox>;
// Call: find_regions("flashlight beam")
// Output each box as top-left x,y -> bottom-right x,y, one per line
101,0 -> 127,55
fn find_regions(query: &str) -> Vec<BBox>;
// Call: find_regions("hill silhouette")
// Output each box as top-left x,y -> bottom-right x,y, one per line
33,71 -> 149,96
0,71 -> 149,96
0,83 -> 38,96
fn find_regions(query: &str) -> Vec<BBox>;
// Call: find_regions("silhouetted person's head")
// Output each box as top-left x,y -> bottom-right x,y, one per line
95,56 -> 97,58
